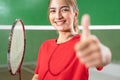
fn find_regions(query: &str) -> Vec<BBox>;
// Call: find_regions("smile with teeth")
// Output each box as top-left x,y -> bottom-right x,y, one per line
55,20 -> 66,26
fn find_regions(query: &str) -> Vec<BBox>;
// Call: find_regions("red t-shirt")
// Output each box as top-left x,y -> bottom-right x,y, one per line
35,34 -> 102,80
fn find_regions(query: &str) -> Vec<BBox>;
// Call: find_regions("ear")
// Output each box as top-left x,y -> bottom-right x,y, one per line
74,10 -> 79,19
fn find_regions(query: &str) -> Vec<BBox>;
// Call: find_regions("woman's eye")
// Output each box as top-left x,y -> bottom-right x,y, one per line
61,8 -> 69,12
50,10 -> 56,13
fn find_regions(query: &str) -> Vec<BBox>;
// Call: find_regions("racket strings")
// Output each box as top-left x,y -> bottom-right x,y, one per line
10,26 -> 24,74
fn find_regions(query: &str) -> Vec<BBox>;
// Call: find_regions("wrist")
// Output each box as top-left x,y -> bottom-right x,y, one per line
99,43 -> 112,66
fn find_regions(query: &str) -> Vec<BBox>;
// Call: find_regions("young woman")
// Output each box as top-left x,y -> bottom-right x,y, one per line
32,0 -> 111,80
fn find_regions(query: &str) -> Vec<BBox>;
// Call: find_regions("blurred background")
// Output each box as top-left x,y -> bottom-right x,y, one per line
0,0 -> 120,80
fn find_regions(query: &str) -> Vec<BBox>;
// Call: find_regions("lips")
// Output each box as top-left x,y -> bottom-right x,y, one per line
55,20 -> 66,26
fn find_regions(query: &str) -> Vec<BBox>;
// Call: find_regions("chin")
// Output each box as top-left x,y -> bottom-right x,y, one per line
54,25 -> 64,30
53,25 -> 70,31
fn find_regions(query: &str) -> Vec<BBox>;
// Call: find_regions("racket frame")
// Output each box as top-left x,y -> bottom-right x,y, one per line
7,19 -> 26,76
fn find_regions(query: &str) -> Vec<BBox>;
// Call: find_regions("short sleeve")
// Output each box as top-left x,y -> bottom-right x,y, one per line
96,66 -> 103,71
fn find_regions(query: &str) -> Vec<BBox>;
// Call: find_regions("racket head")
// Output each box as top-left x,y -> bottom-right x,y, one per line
8,19 -> 26,75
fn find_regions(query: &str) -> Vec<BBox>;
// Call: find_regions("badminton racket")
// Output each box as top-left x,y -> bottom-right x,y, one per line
7,19 -> 26,80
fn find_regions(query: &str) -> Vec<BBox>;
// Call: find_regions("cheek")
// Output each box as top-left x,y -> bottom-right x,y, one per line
64,13 -> 74,22
66,16 -> 74,26
49,15 -> 54,23
65,13 -> 71,19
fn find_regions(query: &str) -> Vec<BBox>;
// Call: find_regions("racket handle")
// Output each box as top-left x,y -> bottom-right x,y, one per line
18,70 -> 22,80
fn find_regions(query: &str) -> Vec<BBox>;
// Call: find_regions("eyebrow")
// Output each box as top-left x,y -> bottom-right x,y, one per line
49,6 -> 69,10
60,6 -> 69,9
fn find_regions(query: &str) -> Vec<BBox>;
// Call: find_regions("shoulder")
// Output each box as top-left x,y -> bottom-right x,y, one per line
40,39 -> 56,48
43,39 -> 55,45
73,34 -> 81,42
75,34 -> 81,39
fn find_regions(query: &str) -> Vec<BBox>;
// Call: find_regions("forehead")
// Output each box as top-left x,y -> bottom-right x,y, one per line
49,0 -> 69,8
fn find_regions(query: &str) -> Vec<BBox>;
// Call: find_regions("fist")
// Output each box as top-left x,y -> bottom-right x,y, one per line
75,14 -> 108,68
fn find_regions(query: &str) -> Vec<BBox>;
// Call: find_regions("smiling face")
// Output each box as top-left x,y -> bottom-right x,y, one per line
48,0 -> 78,33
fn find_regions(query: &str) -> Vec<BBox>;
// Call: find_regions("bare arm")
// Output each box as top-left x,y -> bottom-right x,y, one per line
99,43 -> 112,66
32,74 -> 38,80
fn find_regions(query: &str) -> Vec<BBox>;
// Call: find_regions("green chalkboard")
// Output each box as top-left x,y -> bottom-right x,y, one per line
0,0 -> 120,25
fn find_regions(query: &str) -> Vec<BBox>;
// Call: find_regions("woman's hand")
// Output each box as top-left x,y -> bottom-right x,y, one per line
75,14 -> 111,68
32,74 -> 38,80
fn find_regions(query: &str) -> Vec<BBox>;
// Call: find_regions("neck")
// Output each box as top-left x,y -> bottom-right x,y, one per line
57,32 -> 75,44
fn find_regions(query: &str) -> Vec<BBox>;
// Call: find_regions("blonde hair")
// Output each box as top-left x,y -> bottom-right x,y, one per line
48,0 -> 79,33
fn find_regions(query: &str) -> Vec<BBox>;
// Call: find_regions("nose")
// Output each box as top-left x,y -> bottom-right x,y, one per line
55,11 -> 63,19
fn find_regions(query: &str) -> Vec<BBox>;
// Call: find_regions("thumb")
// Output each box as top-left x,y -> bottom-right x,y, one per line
81,14 -> 91,41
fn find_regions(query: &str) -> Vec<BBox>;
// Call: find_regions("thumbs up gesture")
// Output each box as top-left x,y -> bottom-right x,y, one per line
75,14 -> 111,68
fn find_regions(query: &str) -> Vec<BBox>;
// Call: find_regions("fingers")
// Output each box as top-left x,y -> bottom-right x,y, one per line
76,38 -> 100,57
76,41 -> 102,67
75,37 -> 97,51
81,14 -> 90,41
75,14 -> 103,68
75,36 -> 102,67
83,57 -> 102,67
